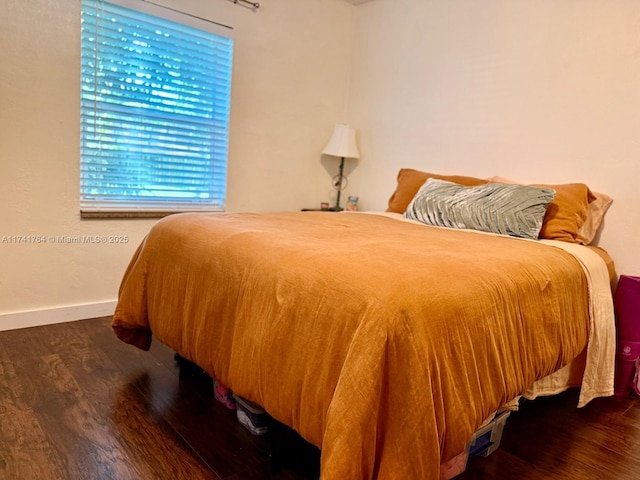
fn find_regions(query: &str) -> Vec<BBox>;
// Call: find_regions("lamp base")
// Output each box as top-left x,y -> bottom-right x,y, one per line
329,206 -> 343,212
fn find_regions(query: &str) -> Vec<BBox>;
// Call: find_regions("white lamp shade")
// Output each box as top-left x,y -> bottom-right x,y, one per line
322,124 -> 360,159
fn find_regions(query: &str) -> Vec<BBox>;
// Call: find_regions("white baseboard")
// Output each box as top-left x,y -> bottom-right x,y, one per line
0,301 -> 117,332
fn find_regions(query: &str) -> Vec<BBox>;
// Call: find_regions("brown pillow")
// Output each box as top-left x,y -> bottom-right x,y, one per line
535,183 -> 593,243
386,168 -> 488,213
488,176 -> 610,244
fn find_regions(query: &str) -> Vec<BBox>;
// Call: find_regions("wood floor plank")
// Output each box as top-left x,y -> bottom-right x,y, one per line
459,391 -> 640,480
13,352 -> 214,480
57,321 -> 221,480
79,317 -> 276,478
0,319 -> 218,480
0,342 -> 66,480
111,377 -> 222,480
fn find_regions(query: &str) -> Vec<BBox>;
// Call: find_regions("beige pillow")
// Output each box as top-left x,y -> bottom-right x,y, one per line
577,191 -> 613,245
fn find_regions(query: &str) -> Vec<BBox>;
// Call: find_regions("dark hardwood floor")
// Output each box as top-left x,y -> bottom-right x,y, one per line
0,317 -> 639,479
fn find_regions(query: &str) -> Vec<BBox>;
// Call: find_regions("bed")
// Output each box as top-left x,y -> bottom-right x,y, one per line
112,169 -> 616,479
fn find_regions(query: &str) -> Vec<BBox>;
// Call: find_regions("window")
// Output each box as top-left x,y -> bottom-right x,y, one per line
80,0 -> 233,216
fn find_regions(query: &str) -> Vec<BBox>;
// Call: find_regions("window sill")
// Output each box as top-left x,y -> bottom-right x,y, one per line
80,211 -> 214,219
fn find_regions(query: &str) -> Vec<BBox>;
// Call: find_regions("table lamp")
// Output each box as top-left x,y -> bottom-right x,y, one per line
322,124 -> 360,211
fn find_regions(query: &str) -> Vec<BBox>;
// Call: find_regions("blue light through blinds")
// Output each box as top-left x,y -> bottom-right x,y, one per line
80,0 -> 233,212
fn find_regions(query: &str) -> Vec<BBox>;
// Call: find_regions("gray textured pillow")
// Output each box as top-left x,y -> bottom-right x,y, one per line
404,179 -> 556,239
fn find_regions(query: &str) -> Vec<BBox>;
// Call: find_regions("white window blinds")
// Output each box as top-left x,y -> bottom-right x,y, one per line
80,0 -> 233,214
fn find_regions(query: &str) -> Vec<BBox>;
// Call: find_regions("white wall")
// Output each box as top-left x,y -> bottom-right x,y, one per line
0,0 -> 355,328
347,0 -> 640,277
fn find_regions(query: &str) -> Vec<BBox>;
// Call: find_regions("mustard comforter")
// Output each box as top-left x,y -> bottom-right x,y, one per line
112,211 -> 614,479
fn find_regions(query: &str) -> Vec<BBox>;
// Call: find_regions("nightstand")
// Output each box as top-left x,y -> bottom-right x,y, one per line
301,208 -> 341,212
